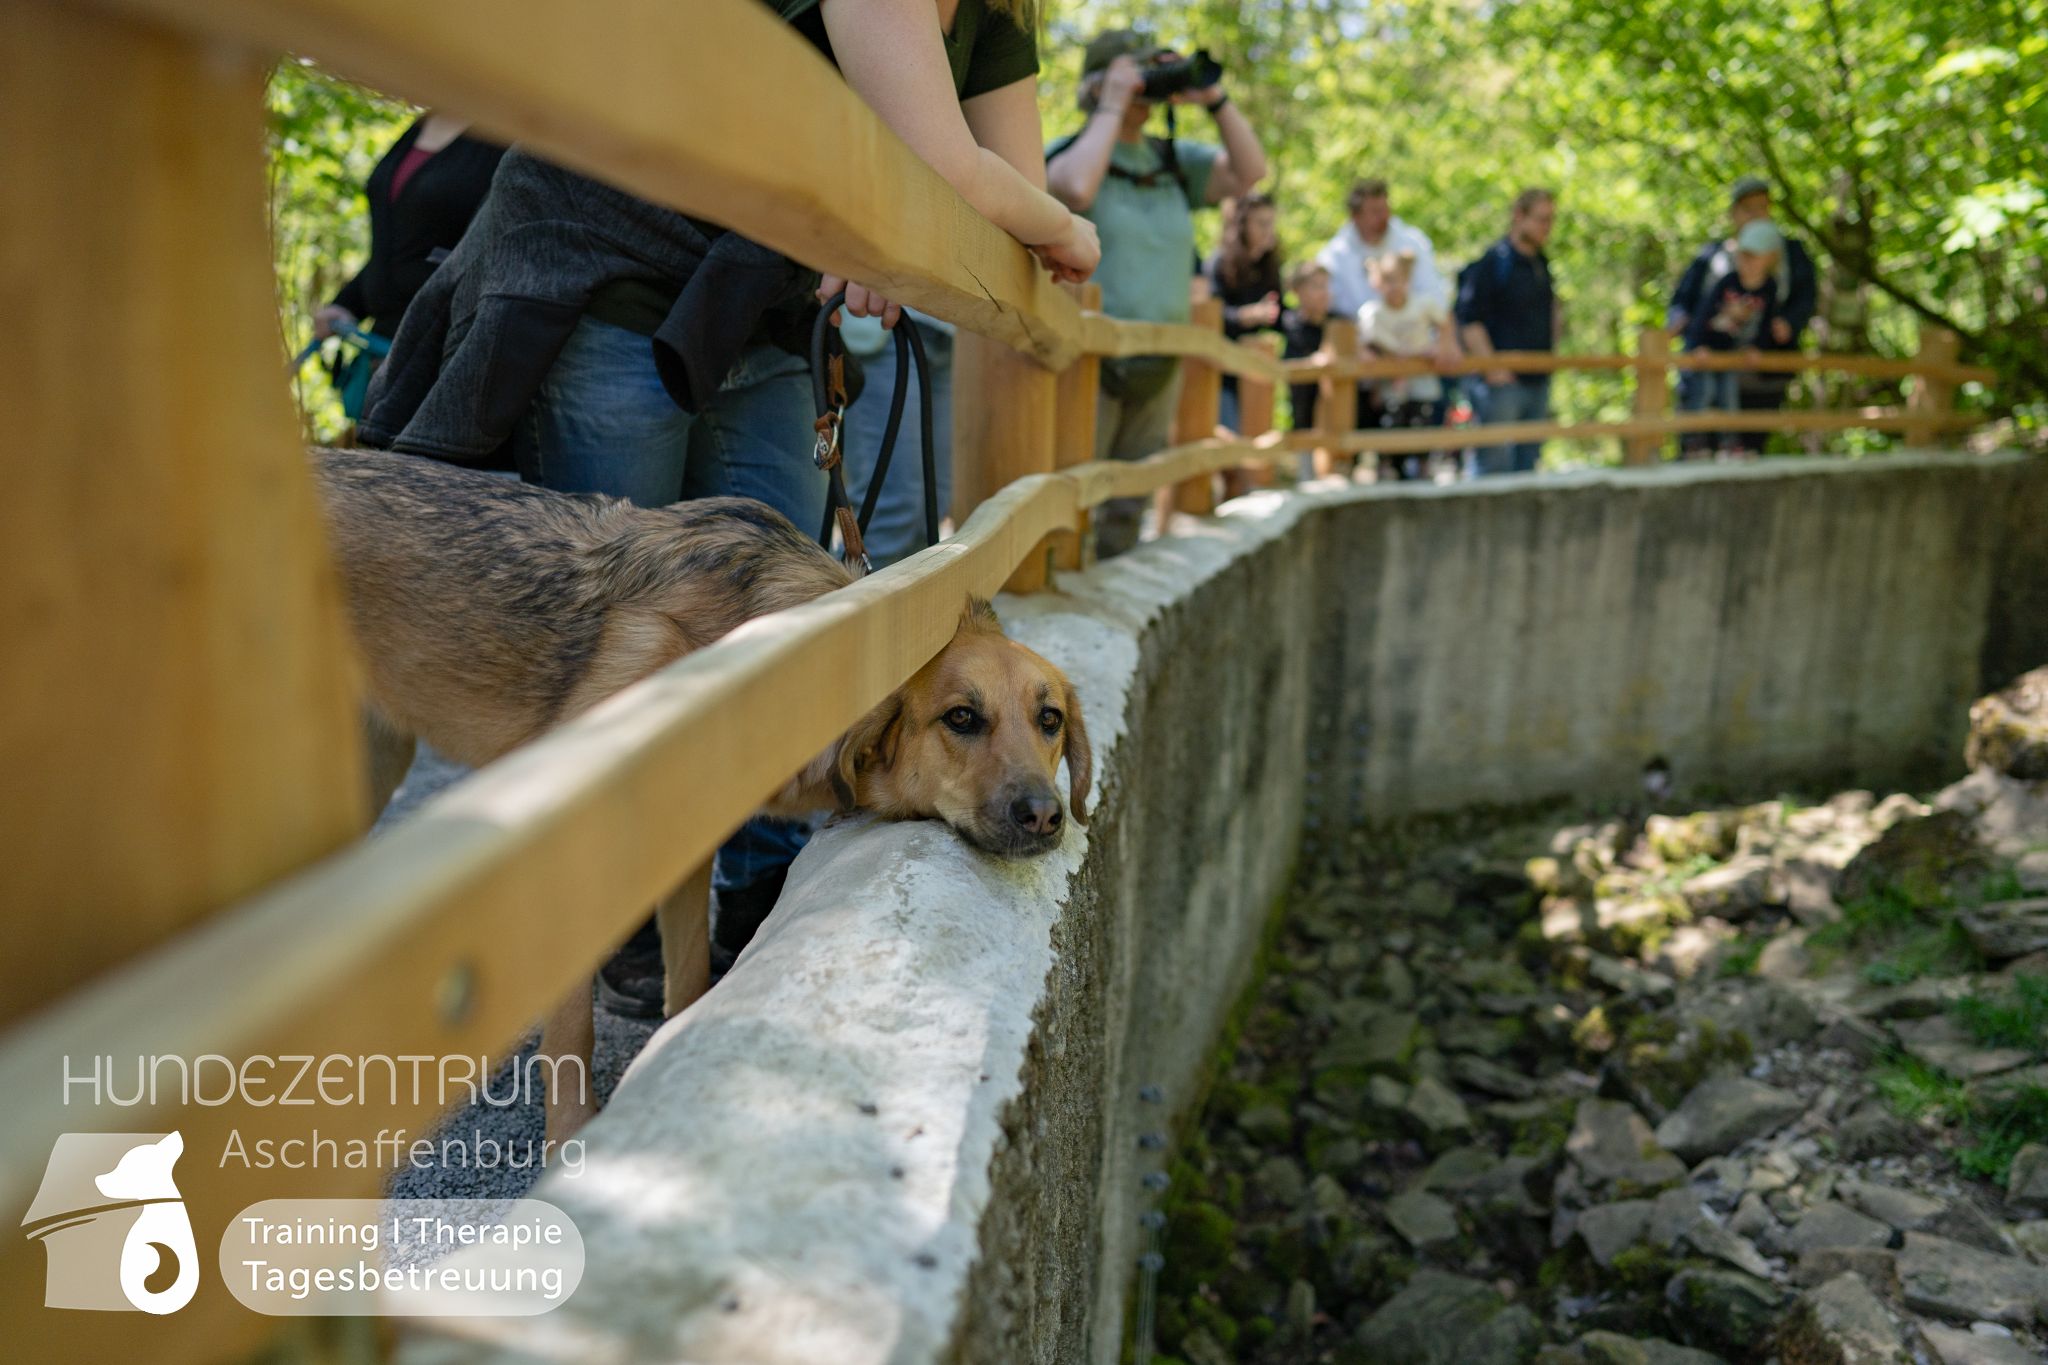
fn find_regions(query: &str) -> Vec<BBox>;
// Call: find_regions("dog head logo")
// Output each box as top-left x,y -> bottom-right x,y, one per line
21,1132 -> 200,1314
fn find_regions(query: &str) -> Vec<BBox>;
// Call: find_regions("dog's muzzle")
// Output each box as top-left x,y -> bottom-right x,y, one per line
961,782 -> 1066,858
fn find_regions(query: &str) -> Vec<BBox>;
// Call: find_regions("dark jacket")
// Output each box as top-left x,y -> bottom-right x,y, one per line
1668,234 -> 1816,349
1455,237 -> 1555,379
1204,251 -> 1284,340
1682,271 -> 1783,353
330,120 -> 506,338
1280,308 -> 1326,429
358,149 -> 817,465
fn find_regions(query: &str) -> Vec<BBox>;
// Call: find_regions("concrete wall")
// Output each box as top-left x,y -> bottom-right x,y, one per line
403,452 -> 2044,1365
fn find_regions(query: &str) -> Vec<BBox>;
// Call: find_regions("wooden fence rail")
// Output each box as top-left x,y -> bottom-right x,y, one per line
0,0 -> 1999,1359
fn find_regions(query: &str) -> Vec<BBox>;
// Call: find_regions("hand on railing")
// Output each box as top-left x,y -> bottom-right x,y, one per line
1030,213 -> 1100,285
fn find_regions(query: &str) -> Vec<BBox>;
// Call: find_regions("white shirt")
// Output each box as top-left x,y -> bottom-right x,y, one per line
1315,216 -> 1448,322
1357,293 -> 1447,402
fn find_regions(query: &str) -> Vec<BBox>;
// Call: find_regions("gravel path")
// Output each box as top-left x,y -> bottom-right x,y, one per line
372,748 -> 659,1200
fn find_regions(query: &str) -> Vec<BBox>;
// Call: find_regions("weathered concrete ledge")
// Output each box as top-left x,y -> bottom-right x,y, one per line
403,451 -> 2045,1365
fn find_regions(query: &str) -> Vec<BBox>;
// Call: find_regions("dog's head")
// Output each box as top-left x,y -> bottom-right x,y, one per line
835,598 -> 1091,858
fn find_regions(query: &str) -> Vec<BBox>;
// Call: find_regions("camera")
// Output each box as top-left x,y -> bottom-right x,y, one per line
1141,48 -> 1223,100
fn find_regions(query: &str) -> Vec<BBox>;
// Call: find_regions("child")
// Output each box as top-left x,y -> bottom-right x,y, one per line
1281,260 -> 1334,433
1356,250 -> 1449,479
1682,219 -> 1784,455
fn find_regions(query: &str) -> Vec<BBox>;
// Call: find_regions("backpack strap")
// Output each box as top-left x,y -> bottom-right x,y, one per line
1046,131 -> 1187,196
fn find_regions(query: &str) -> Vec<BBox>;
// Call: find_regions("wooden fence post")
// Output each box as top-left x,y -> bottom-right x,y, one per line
1626,326 -> 1671,466
1049,281 -> 1101,573
1170,297 -> 1224,515
953,330 -> 1060,590
1313,320 -> 1360,479
0,0 -> 365,1031
1227,332 -> 1282,495
1903,323 -> 1961,448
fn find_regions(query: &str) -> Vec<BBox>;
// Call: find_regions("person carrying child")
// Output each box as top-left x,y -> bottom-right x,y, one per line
1356,249 -> 1456,480
1680,218 -> 1784,458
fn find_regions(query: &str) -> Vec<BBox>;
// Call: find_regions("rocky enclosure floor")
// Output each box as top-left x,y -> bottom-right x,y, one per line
1151,669 -> 2048,1365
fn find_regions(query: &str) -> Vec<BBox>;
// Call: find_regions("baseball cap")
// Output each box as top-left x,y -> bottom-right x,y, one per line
1729,175 -> 1772,205
1735,219 -> 1784,254
1083,28 -> 1165,77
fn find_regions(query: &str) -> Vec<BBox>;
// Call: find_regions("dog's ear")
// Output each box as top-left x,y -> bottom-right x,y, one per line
961,595 -> 1001,634
833,693 -> 905,809
1059,677 -> 1093,826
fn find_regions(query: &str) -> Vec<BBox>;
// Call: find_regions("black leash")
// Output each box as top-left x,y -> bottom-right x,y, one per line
810,291 -> 940,573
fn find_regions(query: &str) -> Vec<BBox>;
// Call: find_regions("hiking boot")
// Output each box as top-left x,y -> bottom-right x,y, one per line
709,868 -> 789,979
594,914 -> 665,1019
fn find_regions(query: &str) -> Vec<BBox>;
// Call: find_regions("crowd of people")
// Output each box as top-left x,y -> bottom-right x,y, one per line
307,9 -> 1821,1008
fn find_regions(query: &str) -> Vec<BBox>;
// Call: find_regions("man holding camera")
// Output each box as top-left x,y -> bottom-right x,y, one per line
1048,28 -> 1268,559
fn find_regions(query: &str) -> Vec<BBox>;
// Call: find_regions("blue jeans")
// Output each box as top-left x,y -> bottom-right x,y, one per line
526,315 -> 823,894
840,326 -> 953,569
1681,367 -> 1740,412
1466,376 -> 1551,476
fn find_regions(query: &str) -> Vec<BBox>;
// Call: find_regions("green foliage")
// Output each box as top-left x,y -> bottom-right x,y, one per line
266,59 -> 413,442
1952,974 -> 2048,1053
1873,1055 -> 2048,1183
1039,0 -> 2047,448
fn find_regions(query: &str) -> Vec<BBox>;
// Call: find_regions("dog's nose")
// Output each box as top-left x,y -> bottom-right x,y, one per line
1010,793 -> 1063,836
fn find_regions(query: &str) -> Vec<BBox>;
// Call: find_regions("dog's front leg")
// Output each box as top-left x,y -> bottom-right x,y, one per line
539,982 -> 597,1150
657,860 -> 714,1017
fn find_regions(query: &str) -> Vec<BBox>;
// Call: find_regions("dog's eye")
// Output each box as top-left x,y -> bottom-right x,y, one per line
943,706 -> 980,734
1039,707 -> 1063,736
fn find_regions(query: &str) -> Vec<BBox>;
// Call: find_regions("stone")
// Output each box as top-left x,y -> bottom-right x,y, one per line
1778,1271 -> 1908,1364
1576,1200 -> 1653,1267
1680,855 -> 1775,919
1816,1014 -> 1891,1065
1354,1270 -> 1531,1365
1685,977 -> 1822,1049
1756,932 -> 1813,980
1663,1268 -> 1786,1356
1961,899 -> 2048,962
1405,1076 -> 1473,1138
1780,1201 -> 1895,1254
1180,1327 -> 1234,1365
1685,1217 -> 1775,1280
1583,949 -> 1678,1001
1792,1248 -> 1897,1295
1568,1099 -> 1688,1193
1836,809 -> 1986,909
1421,1144 -> 1501,1193
1386,1189 -> 1461,1250
1919,1323 -> 2041,1365
1730,1192 -> 1776,1239
1286,1277 -> 1317,1335
2009,1144 -> 2048,1211
1836,1176 -> 1945,1232
1924,1200 -> 2017,1257
1451,1053 -> 1540,1100
1655,1077 -> 1806,1162
1896,1231 -> 2048,1327
1780,857 -> 1844,926
1835,1103 -> 1913,1160
1891,1016 -> 2033,1078
1308,1173 -> 1353,1219
1253,1154 -> 1307,1207
1966,665 -> 2048,780
1576,1333 -> 1729,1365
1238,1102 -> 1294,1143
1319,1009 -> 1424,1072
1369,1075 -> 1412,1112
2015,1221 -> 2048,1263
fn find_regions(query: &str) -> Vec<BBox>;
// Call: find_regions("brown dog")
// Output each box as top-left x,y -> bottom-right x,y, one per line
313,449 -> 1090,1137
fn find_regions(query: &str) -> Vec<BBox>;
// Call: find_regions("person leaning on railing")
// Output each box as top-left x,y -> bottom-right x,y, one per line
1203,191 -> 1284,433
1045,28 -> 1270,559
1454,187 -> 1559,478
356,0 -> 1100,1016
1665,175 -> 1818,458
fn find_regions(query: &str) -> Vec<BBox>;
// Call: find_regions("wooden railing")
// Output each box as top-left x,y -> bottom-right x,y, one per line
0,0 -> 1994,1360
